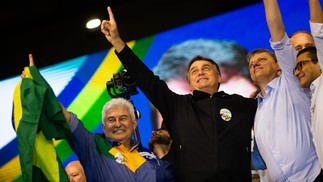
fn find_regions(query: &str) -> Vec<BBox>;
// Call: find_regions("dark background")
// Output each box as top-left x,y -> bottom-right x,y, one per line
0,0 -> 261,80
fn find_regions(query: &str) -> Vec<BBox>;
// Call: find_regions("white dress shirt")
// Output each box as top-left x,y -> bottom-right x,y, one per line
310,21 -> 323,170
254,34 -> 321,181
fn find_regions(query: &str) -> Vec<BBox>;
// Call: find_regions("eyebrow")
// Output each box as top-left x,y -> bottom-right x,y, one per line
107,115 -> 128,119
257,57 -> 266,61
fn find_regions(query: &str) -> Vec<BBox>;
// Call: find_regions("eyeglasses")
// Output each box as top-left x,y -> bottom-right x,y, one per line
294,60 -> 312,73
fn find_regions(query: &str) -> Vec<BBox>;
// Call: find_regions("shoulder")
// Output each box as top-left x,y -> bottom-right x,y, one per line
220,91 -> 255,101
138,146 -> 159,162
223,93 -> 258,110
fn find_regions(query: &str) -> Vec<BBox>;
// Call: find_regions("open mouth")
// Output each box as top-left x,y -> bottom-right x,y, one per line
254,67 -> 262,73
113,129 -> 125,134
197,77 -> 208,83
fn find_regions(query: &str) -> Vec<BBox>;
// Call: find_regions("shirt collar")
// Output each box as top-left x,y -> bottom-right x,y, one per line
257,77 -> 279,104
106,137 -> 140,151
310,75 -> 321,95
192,90 -> 227,101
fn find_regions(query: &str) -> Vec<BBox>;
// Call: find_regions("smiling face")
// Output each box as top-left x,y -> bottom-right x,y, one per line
102,106 -> 137,147
294,52 -> 321,88
187,60 -> 221,95
248,52 -> 281,88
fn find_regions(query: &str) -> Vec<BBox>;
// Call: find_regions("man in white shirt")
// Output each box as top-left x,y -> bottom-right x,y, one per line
293,0 -> 323,177
247,0 -> 321,180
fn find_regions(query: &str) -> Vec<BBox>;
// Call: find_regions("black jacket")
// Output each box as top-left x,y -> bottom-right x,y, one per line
116,45 -> 257,182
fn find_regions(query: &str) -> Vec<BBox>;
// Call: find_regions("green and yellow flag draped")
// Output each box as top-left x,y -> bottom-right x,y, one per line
12,65 -> 71,182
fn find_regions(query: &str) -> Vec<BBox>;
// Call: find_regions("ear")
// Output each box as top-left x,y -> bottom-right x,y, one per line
275,63 -> 282,76
186,75 -> 191,84
277,67 -> 282,76
133,119 -> 138,130
102,123 -> 105,129
218,75 -> 222,83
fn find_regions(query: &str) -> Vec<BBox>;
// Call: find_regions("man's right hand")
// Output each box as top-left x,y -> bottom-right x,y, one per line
101,6 -> 126,53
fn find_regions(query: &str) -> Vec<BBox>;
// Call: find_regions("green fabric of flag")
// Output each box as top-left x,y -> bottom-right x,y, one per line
94,135 -> 115,159
13,66 -> 71,182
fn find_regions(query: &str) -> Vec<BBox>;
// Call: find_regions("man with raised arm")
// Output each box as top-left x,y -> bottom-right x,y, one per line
293,0 -> 323,175
101,6 -> 257,182
247,0 -> 322,181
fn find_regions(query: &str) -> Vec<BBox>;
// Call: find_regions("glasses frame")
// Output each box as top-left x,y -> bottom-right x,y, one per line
294,59 -> 312,74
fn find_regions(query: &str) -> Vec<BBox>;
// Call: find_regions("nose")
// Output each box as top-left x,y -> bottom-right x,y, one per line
253,61 -> 260,67
251,61 -> 261,69
197,69 -> 205,75
250,63 -> 255,69
114,119 -> 122,127
294,69 -> 300,76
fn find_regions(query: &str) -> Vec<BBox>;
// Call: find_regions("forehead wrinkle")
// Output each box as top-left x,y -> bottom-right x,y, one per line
190,63 -> 214,70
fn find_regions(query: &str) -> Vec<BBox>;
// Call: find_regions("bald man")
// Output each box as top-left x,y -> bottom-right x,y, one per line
65,161 -> 86,182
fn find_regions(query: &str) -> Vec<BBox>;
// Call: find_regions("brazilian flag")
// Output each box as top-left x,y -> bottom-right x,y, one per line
12,65 -> 71,182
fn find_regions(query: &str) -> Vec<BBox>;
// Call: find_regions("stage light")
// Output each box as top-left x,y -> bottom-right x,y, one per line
86,18 -> 101,29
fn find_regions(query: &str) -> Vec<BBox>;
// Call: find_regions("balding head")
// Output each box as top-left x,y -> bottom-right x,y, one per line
65,161 -> 86,182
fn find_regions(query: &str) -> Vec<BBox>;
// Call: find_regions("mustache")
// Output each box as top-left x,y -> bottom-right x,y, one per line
112,127 -> 126,133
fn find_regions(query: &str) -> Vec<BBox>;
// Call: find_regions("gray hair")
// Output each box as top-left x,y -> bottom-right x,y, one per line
102,98 -> 135,124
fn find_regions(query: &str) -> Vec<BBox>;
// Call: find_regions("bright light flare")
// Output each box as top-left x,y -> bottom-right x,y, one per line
86,18 -> 101,29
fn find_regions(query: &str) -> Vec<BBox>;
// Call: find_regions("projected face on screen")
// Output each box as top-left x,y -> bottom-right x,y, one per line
150,39 -> 257,129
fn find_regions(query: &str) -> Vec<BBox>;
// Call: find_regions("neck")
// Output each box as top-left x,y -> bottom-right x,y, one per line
124,144 -> 131,151
118,139 -> 132,151
200,88 -> 218,95
153,144 -> 170,158
256,79 -> 273,97
260,88 -> 267,97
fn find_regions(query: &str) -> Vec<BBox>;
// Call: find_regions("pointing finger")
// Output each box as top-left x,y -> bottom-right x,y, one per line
29,54 -> 35,66
107,6 -> 115,22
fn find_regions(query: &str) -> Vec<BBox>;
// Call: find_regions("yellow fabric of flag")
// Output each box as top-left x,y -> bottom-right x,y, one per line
12,66 -> 70,182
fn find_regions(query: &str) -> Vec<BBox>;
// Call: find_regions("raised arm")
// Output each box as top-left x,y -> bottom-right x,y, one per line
309,0 -> 323,70
263,0 -> 285,42
60,102 -> 71,124
309,0 -> 323,23
101,6 -> 126,53
23,54 -> 71,123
